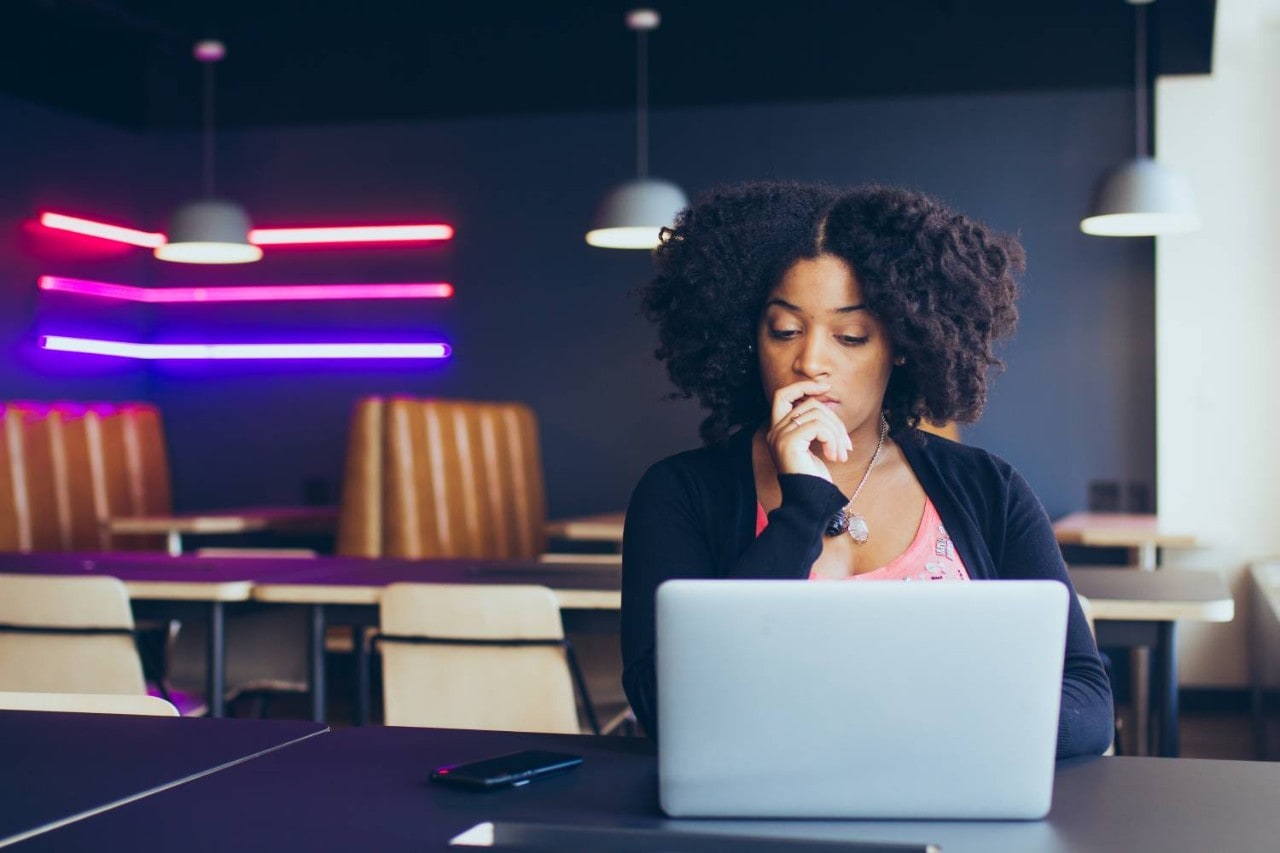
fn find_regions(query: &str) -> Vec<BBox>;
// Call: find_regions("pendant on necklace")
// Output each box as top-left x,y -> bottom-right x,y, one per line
846,513 -> 870,544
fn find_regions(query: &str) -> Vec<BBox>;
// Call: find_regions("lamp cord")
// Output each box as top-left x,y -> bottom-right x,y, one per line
636,26 -> 648,179
1134,2 -> 1149,159
203,59 -> 216,196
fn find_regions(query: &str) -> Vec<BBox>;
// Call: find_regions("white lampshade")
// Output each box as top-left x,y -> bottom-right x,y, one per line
154,198 -> 263,264
586,178 -> 689,249
1080,158 -> 1199,237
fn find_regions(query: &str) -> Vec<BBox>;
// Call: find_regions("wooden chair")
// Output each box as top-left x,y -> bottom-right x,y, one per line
0,404 -> 63,552
0,401 -> 170,552
0,691 -> 178,716
379,583 -> 597,734
339,398 -> 631,730
337,396 -> 547,559
0,574 -> 146,696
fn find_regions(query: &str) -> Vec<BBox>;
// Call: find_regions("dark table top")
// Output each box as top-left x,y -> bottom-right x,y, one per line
251,560 -> 622,591
0,712 -> 327,846
11,722 -> 1280,852
0,552 -> 619,589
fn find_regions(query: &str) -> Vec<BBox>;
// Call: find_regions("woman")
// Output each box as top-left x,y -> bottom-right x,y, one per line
621,181 -> 1114,758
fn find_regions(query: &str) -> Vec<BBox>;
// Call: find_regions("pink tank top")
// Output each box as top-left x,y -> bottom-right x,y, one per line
754,497 -> 970,582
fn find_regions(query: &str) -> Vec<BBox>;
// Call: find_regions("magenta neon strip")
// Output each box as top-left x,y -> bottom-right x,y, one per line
39,213 -> 165,248
38,276 -> 454,304
248,224 -> 454,245
40,336 -> 451,360
38,212 -> 454,250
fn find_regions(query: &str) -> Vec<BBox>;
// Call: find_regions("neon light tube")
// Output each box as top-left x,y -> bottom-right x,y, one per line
248,224 -> 454,245
39,212 -> 167,248
40,336 -> 451,360
38,214 -> 454,249
38,276 -> 454,304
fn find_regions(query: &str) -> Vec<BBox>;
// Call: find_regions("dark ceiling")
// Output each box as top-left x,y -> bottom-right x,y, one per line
0,0 -> 1217,131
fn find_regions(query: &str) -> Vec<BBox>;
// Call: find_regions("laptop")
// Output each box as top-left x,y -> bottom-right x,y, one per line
656,579 -> 1068,820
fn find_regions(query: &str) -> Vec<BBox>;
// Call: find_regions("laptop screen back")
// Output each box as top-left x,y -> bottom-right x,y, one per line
656,579 -> 1068,819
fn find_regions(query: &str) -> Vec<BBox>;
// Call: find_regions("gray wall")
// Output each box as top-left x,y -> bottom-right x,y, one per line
3,87 -> 1154,522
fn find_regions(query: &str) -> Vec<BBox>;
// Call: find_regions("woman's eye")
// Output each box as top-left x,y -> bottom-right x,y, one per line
768,328 -> 800,340
838,335 -> 870,346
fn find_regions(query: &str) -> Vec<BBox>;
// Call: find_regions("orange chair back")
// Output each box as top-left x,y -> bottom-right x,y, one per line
338,397 -> 547,559
0,402 -> 171,552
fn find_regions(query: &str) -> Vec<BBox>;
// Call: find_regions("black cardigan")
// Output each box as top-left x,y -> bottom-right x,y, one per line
620,427 -> 1115,759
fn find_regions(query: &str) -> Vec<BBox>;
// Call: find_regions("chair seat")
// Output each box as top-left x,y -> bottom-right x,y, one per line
0,691 -> 179,716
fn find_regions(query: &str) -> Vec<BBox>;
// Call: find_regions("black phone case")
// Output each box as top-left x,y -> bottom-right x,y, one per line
430,750 -> 583,790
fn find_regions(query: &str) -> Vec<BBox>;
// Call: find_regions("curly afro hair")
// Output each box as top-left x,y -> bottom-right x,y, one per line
643,181 -> 1023,443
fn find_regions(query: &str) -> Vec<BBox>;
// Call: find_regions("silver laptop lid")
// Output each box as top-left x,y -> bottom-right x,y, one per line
656,579 -> 1068,819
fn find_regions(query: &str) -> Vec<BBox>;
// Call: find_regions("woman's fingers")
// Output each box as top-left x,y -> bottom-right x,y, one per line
780,399 -> 851,460
770,380 -> 831,427
769,417 -> 836,481
769,402 -> 850,468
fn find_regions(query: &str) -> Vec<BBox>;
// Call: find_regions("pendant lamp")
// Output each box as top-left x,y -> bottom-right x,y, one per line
1080,0 -> 1198,237
155,40 -> 262,264
586,9 -> 688,250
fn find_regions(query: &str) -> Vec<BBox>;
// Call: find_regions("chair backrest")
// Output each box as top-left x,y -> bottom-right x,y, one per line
0,402 -> 171,552
338,396 -> 548,559
0,573 -> 146,695
0,691 -> 178,716
0,405 -> 61,551
379,583 -> 579,733
336,396 -> 386,557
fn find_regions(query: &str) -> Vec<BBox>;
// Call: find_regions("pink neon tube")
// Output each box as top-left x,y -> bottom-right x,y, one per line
38,213 -> 166,248
40,336 -> 451,360
38,213 -> 454,249
248,224 -> 454,245
38,276 -> 453,304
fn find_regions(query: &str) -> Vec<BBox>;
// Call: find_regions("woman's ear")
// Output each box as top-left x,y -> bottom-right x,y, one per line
893,355 -> 906,366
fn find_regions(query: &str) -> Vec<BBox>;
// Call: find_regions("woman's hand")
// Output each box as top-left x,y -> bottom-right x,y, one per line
765,380 -> 852,483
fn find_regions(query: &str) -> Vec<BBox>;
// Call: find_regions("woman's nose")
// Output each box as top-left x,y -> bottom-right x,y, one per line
795,335 -> 832,379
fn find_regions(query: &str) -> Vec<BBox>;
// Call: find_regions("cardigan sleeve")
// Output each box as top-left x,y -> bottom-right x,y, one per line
997,466 -> 1116,758
621,457 -> 846,739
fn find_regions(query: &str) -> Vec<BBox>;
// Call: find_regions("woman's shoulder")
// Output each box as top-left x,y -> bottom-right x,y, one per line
640,428 -> 750,482
900,428 -> 1026,493
632,428 -> 753,502
902,426 -> 1007,464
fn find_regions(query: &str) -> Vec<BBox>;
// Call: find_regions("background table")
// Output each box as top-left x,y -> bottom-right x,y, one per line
0,552 -> 620,720
1053,512 -> 1196,569
106,506 -> 338,556
12,723 -> 1280,852
1069,566 -> 1234,757
250,558 -> 623,723
545,512 -> 625,546
550,511 -> 1204,570
0,711 -> 325,848
0,552 -> 332,716
0,550 -> 1227,750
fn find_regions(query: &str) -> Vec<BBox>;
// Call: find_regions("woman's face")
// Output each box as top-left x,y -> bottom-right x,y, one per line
756,254 -> 894,435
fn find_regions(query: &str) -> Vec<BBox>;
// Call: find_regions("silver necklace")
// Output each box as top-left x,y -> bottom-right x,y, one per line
825,415 -> 889,543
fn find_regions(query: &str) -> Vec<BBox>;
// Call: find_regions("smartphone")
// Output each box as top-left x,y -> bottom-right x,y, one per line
430,750 -> 583,791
